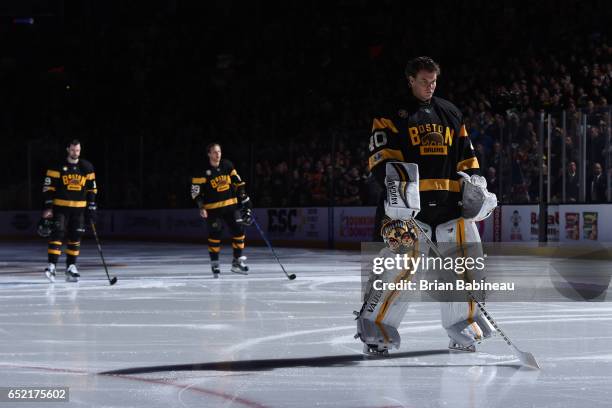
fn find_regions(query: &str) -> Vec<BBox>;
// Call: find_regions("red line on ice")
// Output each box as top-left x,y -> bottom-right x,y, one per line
0,363 -> 272,408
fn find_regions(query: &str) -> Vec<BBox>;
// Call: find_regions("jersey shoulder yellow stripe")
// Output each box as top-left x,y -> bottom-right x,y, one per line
457,157 -> 480,171
372,118 -> 399,133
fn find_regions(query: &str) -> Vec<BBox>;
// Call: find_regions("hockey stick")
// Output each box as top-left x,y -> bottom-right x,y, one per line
252,217 -> 296,280
411,220 -> 539,369
90,221 -> 118,286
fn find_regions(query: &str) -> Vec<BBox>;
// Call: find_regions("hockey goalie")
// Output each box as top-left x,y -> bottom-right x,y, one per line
355,56 -> 500,355
355,162 -> 498,356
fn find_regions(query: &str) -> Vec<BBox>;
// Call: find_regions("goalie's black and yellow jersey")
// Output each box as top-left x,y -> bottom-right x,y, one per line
42,159 -> 97,210
191,159 -> 245,210
368,94 -> 480,208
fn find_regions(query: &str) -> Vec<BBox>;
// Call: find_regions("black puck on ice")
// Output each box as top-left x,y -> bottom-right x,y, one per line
288,274 -> 297,280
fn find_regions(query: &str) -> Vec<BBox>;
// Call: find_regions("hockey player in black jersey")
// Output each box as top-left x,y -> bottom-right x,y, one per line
355,57 -> 497,355
42,139 -> 97,282
191,143 -> 253,278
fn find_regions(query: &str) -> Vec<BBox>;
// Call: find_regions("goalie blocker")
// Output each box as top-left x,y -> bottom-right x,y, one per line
355,162 -> 497,355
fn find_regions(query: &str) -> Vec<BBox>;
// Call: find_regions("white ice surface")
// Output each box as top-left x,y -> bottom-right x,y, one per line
1,241 -> 612,408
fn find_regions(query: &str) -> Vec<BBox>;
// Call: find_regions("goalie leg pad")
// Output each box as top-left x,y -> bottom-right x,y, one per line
435,217 -> 491,346
440,301 -> 490,346
434,217 -> 482,247
356,226 -> 432,352
446,319 -> 481,345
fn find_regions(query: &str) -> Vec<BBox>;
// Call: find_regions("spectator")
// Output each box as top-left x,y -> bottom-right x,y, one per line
270,162 -> 290,207
589,162 -> 608,203
486,167 -> 499,198
4,2 -> 612,209
566,161 -> 580,203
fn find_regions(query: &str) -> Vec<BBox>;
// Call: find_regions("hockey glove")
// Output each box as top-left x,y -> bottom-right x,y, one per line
237,206 -> 254,226
85,202 -> 97,224
457,171 -> 497,221
240,195 -> 253,210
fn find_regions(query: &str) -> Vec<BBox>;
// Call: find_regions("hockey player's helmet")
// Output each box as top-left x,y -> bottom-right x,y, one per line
37,218 -> 56,238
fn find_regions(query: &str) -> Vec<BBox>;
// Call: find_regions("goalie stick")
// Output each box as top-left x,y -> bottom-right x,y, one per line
412,220 -> 540,369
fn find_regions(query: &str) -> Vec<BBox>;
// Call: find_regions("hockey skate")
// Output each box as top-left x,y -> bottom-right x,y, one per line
65,264 -> 80,282
211,260 -> 220,278
362,342 -> 390,357
354,313 -> 400,357
44,263 -> 56,283
447,321 -> 491,352
231,256 -> 249,275
448,340 -> 476,353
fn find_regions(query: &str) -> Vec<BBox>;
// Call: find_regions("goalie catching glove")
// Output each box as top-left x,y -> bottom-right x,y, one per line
457,171 -> 497,221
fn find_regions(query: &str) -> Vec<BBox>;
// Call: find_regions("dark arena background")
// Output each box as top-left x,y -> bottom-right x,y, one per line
1,1 -> 612,407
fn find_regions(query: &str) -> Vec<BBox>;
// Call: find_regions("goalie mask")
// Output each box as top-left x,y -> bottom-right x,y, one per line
381,218 -> 418,253
37,218 -> 56,238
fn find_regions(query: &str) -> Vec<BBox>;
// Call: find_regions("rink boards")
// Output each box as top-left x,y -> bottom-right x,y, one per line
2,204 -> 612,247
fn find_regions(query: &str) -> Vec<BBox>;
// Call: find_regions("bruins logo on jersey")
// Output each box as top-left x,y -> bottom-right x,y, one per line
408,124 -> 454,156
420,131 -> 447,155
210,175 -> 230,192
62,174 -> 86,191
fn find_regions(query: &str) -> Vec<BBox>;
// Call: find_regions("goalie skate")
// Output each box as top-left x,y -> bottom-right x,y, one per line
448,340 -> 476,353
363,343 -> 390,357
446,319 -> 492,352
354,311 -> 400,356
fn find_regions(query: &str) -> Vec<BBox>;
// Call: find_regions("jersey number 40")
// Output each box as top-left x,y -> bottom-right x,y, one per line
369,131 -> 388,151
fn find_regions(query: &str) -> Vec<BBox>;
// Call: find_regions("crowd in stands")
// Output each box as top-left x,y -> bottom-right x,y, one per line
1,1 -> 611,210
251,39 -> 612,206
